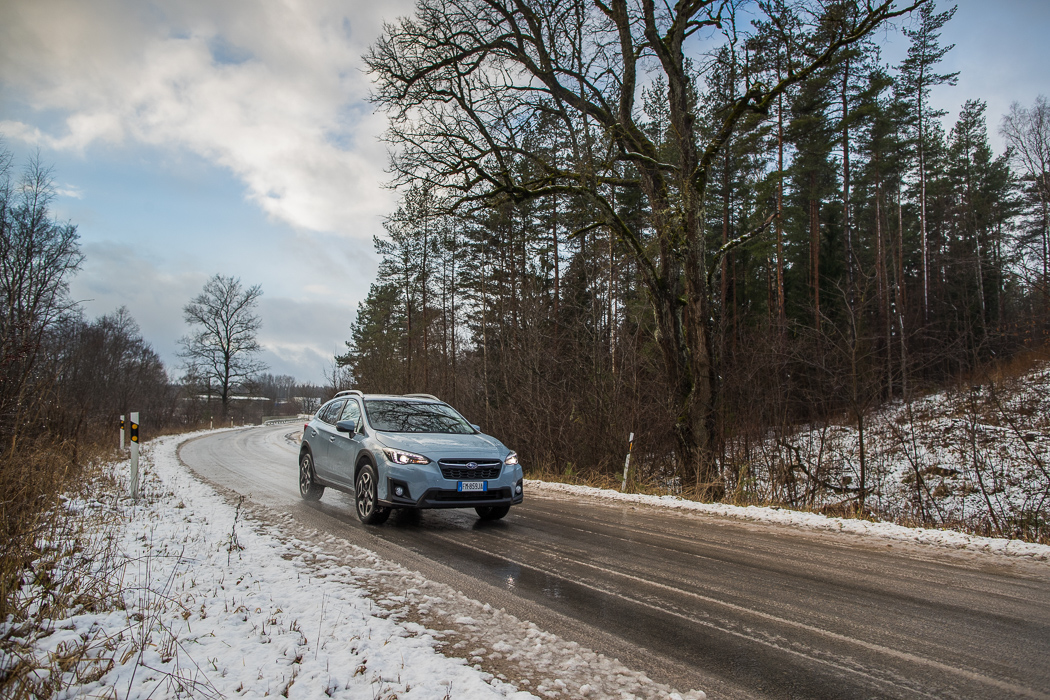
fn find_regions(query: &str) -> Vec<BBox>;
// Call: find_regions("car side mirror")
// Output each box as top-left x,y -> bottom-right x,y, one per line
336,419 -> 356,434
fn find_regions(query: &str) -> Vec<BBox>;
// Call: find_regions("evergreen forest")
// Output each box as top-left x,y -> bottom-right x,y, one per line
340,1 -> 1050,516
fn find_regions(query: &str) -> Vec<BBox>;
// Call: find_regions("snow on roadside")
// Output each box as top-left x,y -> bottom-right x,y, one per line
20,430 -> 708,700
275,524 -> 705,700
27,431 -> 535,700
722,362 -> 1050,540
527,480 -> 1050,562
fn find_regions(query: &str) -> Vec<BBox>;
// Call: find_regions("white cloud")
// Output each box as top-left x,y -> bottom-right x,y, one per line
71,240 -> 360,384
0,0 -> 413,238
69,240 -> 203,369
257,294 -> 357,377
55,183 -> 84,199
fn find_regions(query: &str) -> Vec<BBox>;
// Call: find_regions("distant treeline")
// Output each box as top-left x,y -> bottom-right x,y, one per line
0,146 -> 334,457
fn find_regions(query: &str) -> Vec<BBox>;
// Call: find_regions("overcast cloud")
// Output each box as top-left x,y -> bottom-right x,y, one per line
1,0 -> 404,233
0,0 -> 414,382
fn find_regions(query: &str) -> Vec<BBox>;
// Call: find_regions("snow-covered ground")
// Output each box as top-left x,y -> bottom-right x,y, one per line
11,389 -> 1049,699
725,362 -> 1050,541
7,431 -> 705,700
527,480 -> 1050,561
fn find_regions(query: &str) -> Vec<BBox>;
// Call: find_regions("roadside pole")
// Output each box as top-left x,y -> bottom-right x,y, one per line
130,412 -> 140,500
120,415 -> 125,450
621,432 -> 634,491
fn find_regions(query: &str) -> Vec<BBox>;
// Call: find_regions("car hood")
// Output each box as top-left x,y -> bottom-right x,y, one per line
373,431 -> 505,459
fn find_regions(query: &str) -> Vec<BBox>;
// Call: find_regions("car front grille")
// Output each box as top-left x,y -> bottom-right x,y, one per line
438,458 -> 502,480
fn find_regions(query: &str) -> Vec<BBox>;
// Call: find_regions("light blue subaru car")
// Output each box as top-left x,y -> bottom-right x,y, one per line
298,391 -> 523,524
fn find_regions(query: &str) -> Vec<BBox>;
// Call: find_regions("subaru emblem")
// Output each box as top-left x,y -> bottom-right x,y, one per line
467,461 -> 478,469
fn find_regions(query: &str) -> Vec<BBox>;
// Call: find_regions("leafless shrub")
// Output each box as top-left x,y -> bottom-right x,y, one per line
0,443 -> 224,699
0,448 -> 123,697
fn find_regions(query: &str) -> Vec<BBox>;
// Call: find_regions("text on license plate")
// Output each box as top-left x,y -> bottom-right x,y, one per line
458,481 -> 488,492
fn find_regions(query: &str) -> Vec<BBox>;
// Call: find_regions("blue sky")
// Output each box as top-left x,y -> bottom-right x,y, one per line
1,0 -> 1048,384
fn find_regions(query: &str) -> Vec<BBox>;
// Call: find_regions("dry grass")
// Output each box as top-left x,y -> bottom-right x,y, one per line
527,457 -> 685,498
980,342 -> 1050,385
0,438 -> 127,697
526,348 -> 1050,544
0,425 -> 209,698
0,440 -> 95,620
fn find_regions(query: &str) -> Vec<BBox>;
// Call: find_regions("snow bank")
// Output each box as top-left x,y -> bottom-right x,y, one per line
15,430 -> 709,700
727,363 -> 1050,538
25,430 -> 536,700
527,480 -> 1050,562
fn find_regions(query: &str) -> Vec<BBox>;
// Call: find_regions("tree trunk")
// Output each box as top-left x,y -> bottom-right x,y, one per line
810,189 -> 821,332
552,198 -> 560,338
896,191 -> 909,401
221,356 -> 231,418
777,89 -> 786,325
1042,195 -> 1049,309
653,276 -> 720,498
918,82 -> 930,324
608,224 -> 616,374
422,210 -> 429,391
876,165 -> 892,398
842,58 -> 854,305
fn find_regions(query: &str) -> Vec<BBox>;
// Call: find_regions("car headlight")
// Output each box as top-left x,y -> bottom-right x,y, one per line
383,448 -> 430,465
504,451 -> 519,466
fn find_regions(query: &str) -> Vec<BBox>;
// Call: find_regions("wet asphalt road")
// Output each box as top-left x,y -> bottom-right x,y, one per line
178,424 -> 1050,700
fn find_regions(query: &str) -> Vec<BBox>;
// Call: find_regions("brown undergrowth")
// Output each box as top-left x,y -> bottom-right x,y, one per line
0,426 -> 206,698
526,351 -> 1050,545
0,435 -> 125,697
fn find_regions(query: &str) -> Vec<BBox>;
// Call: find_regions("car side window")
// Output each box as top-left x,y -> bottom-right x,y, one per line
319,400 -> 345,424
340,400 -> 361,424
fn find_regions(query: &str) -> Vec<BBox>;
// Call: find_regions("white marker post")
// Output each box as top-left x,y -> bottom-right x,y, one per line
120,415 -> 125,450
130,411 -> 140,500
621,432 -> 634,491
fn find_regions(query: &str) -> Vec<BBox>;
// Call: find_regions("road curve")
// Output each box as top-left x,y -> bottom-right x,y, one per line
179,425 -> 1050,700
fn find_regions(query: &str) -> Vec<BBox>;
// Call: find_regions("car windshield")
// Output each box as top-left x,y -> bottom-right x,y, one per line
364,400 -> 475,434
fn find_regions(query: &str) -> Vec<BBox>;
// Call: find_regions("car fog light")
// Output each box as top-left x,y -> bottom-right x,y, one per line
515,485 -> 522,494
394,486 -> 405,497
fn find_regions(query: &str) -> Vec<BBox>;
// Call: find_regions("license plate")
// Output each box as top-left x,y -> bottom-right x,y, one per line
458,481 -> 487,492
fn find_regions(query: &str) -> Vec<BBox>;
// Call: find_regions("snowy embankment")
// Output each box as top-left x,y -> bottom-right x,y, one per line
527,481 -> 1050,561
524,362 -> 1050,562
24,408 -> 1047,700
18,431 -> 706,700
19,430 -> 534,699
715,361 -> 1050,541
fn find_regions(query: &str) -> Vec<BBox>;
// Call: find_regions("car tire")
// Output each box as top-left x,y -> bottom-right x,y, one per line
299,451 -> 325,501
355,462 -> 390,525
475,505 -> 510,521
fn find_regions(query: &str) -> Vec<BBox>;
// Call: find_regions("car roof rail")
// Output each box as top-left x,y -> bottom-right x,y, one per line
404,393 -> 441,401
334,389 -> 364,398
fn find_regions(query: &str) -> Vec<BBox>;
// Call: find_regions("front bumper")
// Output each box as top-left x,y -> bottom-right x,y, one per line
379,463 -> 524,509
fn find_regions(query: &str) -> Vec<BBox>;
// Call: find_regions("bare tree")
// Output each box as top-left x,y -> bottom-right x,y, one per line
366,0 -> 924,496
1001,96 -> 1050,302
179,274 -> 266,416
0,147 -> 84,452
